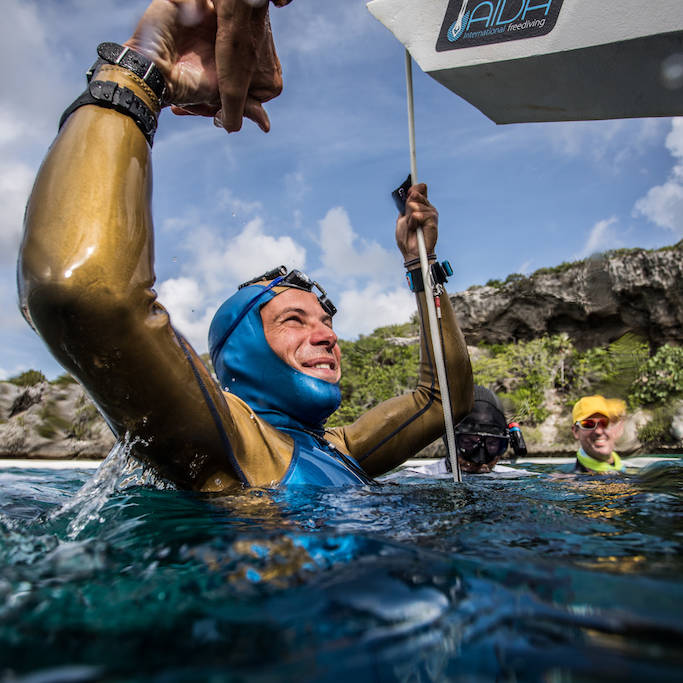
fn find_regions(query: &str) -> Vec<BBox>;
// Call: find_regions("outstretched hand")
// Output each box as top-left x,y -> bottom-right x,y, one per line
125,0 -> 293,133
395,184 -> 439,261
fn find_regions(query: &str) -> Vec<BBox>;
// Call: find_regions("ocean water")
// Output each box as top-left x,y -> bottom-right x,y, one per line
1,451 -> 682,683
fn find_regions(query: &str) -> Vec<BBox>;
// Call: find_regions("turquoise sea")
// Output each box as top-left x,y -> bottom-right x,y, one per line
1,451 -> 682,682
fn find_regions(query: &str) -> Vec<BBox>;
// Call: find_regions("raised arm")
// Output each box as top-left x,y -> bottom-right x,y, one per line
17,0 -> 293,490
329,184 -> 474,476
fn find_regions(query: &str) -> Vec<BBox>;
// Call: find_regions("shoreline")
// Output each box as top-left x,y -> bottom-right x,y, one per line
0,458 -> 102,469
2,454 -> 680,470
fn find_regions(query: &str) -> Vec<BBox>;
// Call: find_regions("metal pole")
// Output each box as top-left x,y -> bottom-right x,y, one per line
404,50 -> 462,483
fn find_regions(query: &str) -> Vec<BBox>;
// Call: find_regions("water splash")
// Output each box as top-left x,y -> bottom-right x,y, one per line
49,435 -> 173,539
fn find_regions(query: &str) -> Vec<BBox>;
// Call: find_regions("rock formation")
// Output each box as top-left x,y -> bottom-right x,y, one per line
450,241 -> 683,349
0,381 -> 114,459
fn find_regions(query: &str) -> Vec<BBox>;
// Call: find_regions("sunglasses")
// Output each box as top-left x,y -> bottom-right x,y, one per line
575,417 -> 611,431
455,431 -> 509,464
239,266 -> 337,318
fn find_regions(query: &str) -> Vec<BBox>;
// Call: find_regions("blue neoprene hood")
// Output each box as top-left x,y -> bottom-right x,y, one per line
208,283 -> 342,432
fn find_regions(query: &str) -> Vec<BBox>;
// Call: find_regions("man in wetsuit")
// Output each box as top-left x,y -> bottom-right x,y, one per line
402,386 -> 528,476
571,395 -> 626,473
18,0 -> 473,490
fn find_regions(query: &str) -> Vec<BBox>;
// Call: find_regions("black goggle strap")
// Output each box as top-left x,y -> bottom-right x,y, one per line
282,270 -> 337,318
313,283 -> 337,318
235,266 -> 336,330
238,266 -> 287,290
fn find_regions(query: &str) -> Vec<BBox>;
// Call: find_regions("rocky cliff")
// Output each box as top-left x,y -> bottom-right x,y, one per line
0,381 -> 114,459
450,241 -> 683,349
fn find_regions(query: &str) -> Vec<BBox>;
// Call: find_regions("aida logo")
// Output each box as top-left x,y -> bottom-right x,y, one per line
436,0 -> 564,52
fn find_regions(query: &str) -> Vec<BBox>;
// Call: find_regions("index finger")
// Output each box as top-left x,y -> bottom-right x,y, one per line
214,0 -> 269,132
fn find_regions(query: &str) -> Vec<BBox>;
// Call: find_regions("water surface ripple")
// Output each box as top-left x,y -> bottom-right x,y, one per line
1,458 -> 682,682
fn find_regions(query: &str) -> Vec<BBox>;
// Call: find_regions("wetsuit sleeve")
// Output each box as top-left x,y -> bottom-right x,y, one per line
18,66 -> 292,490
329,289 -> 473,477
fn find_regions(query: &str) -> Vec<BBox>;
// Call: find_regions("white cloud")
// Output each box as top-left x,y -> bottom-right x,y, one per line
0,162 -> 34,263
315,206 -> 417,339
215,188 -> 263,217
284,171 -> 310,203
518,260 -> 533,275
633,118 -> 683,236
272,2 -> 370,56
198,218 -> 307,293
665,117 -> 683,158
547,119 -> 666,168
155,203 -> 413,346
156,277 -> 216,352
576,217 -> 620,259
0,110 -> 29,147
0,280 -> 25,332
317,206 -> 396,281
156,219 -> 307,350
633,180 -> 683,234
335,284 -> 416,339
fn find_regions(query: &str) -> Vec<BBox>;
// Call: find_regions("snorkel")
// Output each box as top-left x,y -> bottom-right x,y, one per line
208,267 -> 342,432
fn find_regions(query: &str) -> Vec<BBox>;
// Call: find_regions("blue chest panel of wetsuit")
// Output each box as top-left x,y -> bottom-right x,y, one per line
280,430 -> 374,487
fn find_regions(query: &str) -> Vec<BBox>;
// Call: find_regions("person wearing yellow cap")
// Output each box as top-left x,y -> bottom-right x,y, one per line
571,395 -> 627,473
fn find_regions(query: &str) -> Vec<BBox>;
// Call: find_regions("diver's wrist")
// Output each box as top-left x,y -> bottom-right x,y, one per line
403,254 -> 436,270
404,257 -> 453,294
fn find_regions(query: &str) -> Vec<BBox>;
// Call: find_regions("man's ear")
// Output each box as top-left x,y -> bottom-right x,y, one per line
571,425 -> 580,441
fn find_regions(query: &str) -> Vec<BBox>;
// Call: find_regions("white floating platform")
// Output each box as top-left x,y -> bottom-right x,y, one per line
368,0 -> 683,122
401,456 -> 681,468
0,459 -> 101,469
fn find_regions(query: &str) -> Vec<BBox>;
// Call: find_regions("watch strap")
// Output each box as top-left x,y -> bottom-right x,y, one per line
405,260 -> 453,293
90,42 -> 166,102
405,268 -> 425,293
59,79 -> 158,146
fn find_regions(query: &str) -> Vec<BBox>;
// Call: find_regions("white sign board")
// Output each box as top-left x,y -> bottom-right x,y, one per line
367,0 -> 683,123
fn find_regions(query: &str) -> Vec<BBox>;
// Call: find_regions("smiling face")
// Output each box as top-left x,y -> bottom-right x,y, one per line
572,412 -> 623,462
260,288 -> 341,384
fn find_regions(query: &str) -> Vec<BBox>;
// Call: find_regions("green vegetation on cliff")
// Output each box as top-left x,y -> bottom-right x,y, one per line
7,328 -> 680,452
327,321 -> 419,427
327,326 -> 682,446
8,370 -> 47,387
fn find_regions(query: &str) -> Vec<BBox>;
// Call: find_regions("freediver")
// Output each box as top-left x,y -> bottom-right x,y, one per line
570,395 -> 627,473
402,385 -> 529,476
18,0 -> 473,490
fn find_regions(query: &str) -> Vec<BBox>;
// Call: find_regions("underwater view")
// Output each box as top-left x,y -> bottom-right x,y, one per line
1,452 -> 682,683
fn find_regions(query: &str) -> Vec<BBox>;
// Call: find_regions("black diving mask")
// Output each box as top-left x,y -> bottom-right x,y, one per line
455,431 -> 509,464
238,266 -> 337,318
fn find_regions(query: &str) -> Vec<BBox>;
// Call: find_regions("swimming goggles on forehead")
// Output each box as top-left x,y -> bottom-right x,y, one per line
239,266 -> 337,318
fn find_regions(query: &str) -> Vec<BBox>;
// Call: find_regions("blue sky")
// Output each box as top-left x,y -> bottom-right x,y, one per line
2,0 -> 682,380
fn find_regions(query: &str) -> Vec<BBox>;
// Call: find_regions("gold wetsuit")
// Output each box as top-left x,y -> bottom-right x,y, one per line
18,63 -> 473,491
